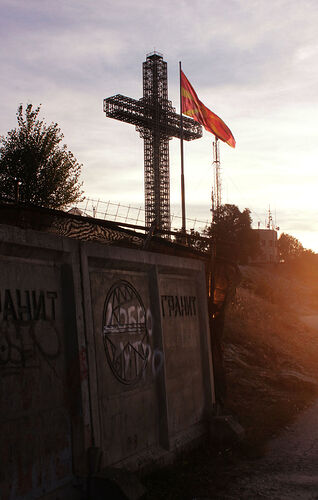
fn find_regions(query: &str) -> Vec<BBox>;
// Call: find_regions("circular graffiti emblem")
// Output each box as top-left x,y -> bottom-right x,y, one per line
102,280 -> 149,384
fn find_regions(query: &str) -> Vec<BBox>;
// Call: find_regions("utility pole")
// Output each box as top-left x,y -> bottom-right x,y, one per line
211,137 -> 221,220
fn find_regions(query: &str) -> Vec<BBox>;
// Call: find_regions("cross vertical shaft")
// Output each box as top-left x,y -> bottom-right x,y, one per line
140,53 -> 170,230
103,52 -> 202,233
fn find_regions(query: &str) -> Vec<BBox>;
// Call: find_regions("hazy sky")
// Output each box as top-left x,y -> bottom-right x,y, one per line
1,0 -> 318,251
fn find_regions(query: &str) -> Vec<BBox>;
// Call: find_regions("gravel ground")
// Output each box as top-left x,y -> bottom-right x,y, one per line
144,397 -> 318,499
219,398 -> 318,499
217,313 -> 318,500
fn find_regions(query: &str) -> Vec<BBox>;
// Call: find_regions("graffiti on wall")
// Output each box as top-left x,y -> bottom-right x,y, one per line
0,289 -> 59,376
102,280 -> 150,384
102,283 -> 197,384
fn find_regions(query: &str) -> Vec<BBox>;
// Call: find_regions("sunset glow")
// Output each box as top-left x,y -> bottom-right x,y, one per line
1,0 -> 317,251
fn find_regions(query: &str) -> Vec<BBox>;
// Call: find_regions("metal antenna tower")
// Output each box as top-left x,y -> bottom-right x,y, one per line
211,137 -> 221,218
266,205 -> 273,229
104,52 -> 202,232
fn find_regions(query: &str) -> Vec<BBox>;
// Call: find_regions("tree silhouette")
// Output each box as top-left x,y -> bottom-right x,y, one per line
174,204 -> 260,263
0,104 -> 84,209
278,233 -> 311,261
204,204 -> 260,263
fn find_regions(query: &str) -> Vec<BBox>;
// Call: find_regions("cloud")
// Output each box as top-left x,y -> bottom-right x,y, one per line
1,0 -> 318,251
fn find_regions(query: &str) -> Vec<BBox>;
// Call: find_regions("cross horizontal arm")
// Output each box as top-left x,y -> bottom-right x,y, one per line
104,94 -> 202,141
104,94 -> 145,128
167,109 -> 202,141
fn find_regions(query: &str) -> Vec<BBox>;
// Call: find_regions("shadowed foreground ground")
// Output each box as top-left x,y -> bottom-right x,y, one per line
144,397 -> 318,499
221,398 -> 318,499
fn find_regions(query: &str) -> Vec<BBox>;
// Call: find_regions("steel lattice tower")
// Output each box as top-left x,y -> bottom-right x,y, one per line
104,52 -> 202,232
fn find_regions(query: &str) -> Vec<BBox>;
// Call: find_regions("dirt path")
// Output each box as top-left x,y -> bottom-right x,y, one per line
221,311 -> 318,499
220,399 -> 318,499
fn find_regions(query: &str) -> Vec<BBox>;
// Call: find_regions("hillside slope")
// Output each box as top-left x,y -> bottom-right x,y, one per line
223,263 -> 318,449
144,262 -> 318,498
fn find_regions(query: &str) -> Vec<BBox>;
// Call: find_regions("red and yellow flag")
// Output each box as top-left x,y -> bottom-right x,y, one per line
181,70 -> 235,148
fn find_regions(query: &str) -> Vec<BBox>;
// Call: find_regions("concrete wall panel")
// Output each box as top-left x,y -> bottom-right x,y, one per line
159,275 -> 205,436
89,268 -> 160,466
0,252 -> 73,499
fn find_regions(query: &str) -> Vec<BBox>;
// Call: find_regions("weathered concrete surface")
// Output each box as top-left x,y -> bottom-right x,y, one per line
0,226 -> 84,500
83,243 -> 215,470
161,275 -> 205,437
223,399 -> 318,499
0,222 -> 215,499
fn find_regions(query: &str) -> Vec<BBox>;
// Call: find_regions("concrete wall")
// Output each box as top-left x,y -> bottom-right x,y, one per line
0,223 -> 215,499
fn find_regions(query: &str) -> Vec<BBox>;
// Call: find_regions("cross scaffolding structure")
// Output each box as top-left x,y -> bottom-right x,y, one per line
103,52 -> 202,232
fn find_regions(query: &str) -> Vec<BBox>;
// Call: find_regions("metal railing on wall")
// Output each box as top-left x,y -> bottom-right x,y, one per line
75,197 -> 210,235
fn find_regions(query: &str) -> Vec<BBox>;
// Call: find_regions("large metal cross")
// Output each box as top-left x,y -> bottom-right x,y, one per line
103,52 -> 202,232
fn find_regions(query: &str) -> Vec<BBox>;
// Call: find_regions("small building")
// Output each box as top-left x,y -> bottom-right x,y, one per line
252,229 -> 279,263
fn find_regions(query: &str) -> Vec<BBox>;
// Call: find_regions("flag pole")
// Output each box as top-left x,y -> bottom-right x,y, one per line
179,61 -> 186,233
